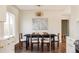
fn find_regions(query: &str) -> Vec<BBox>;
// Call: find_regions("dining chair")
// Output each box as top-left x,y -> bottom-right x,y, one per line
41,33 -> 50,52
18,33 -> 24,49
15,33 -> 23,50
30,33 -> 39,51
51,33 -> 60,50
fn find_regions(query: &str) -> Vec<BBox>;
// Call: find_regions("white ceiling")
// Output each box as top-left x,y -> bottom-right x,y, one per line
15,5 -> 70,11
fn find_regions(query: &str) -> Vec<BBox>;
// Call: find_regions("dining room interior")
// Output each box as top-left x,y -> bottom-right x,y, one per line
0,5 -> 79,53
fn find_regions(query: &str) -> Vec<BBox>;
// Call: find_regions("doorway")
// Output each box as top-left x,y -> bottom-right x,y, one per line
61,20 -> 69,36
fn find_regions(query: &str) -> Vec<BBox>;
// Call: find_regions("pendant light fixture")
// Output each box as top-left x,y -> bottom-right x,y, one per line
36,5 -> 43,16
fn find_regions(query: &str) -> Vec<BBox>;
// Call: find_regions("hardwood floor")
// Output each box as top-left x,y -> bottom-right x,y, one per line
15,41 -> 66,53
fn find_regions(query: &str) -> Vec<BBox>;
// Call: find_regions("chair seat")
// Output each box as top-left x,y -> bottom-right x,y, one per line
32,40 -> 39,43
43,40 -> 50,42
43,39 -> 50,44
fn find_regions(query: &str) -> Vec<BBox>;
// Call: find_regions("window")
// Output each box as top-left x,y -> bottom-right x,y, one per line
4,12 -> 15,38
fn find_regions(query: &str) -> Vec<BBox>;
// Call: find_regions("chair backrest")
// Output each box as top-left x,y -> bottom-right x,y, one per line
42,32 -> 48,35
41,34 -> 51,42
54,33 -> 60,41
30,34 -> 39,43
32,32 -> 39,35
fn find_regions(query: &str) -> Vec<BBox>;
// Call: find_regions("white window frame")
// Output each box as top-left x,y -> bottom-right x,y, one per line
4,12 -> 15,39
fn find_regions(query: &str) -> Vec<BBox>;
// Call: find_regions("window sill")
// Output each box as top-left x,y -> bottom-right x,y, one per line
0,35 -> 15,40
4,35 -> 14,39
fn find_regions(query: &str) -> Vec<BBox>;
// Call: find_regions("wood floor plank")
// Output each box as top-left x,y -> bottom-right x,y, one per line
15,41 -> 66,53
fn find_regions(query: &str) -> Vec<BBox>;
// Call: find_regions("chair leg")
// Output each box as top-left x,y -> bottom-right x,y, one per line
19,42 -> 23,49
41,43 -> 43,52
51,42 -> 52,50
51,42 -> 55,50
37,43 -> 39,51
47,43 -> 50,51
31,43 -> 33,51
57,42 -> 59,47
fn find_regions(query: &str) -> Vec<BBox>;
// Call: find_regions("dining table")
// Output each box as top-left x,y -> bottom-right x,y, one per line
24,34 -> 57,51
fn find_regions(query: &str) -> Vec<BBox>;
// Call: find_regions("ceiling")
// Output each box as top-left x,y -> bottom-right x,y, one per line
15,5 -> 70,11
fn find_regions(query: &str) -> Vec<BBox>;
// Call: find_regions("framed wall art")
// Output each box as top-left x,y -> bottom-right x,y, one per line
32,18 -> 48,30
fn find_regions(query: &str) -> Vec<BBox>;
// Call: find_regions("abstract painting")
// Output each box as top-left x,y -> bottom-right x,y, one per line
32,18 -> 48,30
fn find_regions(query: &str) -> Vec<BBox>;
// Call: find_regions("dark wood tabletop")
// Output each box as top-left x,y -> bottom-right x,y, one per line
24,34 -> 56,38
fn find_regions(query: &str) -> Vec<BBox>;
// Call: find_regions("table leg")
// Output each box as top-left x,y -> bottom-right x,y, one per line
53,37 -> 55,50
50,37 -> 51,53
41,38 -> 43,52
37,37 -> 39,51
26,37 -> 29,50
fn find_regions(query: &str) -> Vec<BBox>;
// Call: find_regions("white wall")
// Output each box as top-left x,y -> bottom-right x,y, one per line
70,6 -> 79,40
0,5 -> 6,21
19,9 -> 70,37
0,22 -> 4,38
0,5 -> 7,39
